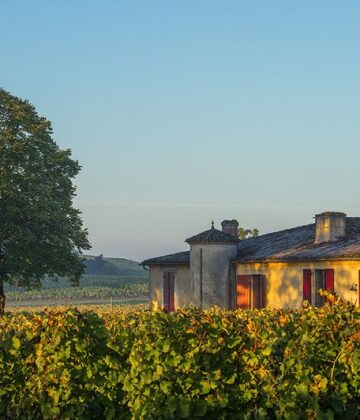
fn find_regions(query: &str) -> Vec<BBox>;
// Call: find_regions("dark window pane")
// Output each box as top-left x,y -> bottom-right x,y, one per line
252,275 -> 265,309
314,270 -> 326,307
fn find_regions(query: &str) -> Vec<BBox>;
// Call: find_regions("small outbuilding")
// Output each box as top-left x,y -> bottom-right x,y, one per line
142,212 -> 360,310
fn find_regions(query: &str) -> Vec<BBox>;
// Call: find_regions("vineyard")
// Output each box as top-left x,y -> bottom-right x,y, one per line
3,254 -> 149,306
6,284 -> 149,302
0,302 -> 359,418
4,274 -> 148,291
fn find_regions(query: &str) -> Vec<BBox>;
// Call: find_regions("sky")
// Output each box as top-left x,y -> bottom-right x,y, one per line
1,1 -> 360,261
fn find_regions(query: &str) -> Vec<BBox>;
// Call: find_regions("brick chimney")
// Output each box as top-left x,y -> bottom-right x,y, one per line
315,212 -> 346,244
221,219 -> 239,238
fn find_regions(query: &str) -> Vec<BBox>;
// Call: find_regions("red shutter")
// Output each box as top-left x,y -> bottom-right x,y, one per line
260,275 -> 266,308
169,272 -> 175,312
163,271 -> 175,312
256,275 -> 266,309
237,275 -> 251,309
252,275 -> 266,309
303,269 -> 312,302
163,272 -> 170,312
325,269 -> 334,292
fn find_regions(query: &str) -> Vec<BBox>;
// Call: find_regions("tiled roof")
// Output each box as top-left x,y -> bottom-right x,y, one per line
142,218 -> 360,268
185,226 -> 238,245
236,217 -> 360,262
141,251 -> 190,266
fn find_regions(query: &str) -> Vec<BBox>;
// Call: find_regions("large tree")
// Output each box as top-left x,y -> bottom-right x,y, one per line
0,89 -> 90,313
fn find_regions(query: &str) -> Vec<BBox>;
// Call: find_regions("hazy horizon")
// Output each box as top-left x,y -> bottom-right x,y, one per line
2,1 -> 360,260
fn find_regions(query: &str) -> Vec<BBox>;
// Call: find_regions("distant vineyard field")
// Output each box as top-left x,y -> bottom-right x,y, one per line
40,274 -> 148,289
3,255 -> 149,305
5,274 -> 148,293
6,284 -> 149,302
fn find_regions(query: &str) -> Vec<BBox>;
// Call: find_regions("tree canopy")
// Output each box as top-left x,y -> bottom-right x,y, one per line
84,255 -> 118,275
0,88 -> 90,313
238,227 -> 259,240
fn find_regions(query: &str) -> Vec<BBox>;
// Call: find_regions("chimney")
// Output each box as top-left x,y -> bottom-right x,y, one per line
221,219 -> 239,238
315,212 -> 346,244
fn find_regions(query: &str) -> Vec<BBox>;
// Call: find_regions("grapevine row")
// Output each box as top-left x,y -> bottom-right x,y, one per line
0,302 -> 359,418
6,284 -> 149,302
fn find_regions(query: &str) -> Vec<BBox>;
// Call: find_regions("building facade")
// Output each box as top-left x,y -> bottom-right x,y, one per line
142,212 -> 360,310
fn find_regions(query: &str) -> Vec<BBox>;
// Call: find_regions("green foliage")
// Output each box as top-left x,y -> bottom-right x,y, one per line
238,227 -> 259,240
0,309 -> 132,418
0,302 -> 359,418
0,88 -> 90,301
84,254 -> 112,275
104,257 -> 148,276
84,255 -> 147,277
83,255 -> 148,276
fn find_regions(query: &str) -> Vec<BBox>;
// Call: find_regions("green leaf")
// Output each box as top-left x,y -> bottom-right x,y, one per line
160,381 -> 172,394
262,347 -> 272,356
200,380 -> 211,394
12,337 -> 21,349
178,400 -> 191,418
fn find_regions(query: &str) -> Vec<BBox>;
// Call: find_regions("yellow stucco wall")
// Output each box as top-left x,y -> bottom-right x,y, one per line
149,265 -> 191,309
236,260 -> 360,309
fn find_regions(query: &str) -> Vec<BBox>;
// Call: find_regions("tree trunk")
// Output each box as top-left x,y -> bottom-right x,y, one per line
0,278 -> 6,316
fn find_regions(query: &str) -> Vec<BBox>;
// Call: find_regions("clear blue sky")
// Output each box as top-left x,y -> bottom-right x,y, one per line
2,1 -> 360,260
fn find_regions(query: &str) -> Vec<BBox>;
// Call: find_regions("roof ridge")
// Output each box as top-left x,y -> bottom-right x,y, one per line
248,216 -> 360,242
185,226 -> 238,245
141,250 -> 190,266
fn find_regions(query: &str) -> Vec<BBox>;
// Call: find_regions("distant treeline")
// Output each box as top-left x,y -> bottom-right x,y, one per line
84,255 -> 146,276
4,256 -> 148,292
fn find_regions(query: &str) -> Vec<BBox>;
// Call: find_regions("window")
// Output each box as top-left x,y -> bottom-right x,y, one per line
163,271 -> 175,312
314,270 -> 326,307
303,269 -> 334,306
236,275 -> 265,309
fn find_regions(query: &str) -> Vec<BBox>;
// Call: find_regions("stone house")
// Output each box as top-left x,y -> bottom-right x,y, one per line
141,212 -> 360,310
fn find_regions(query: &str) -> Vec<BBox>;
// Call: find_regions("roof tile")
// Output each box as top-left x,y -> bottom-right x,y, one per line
142,251 -> 190,266
185,226 -> 238,245
236,217 -> 360,262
